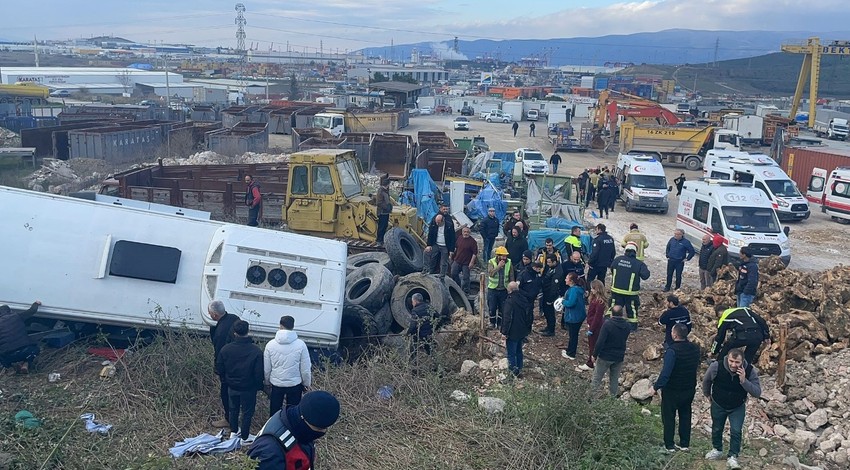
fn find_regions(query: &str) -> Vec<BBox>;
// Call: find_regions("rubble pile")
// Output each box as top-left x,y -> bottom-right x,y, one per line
160,151 -> 290,166
761,348 -> 850,468
0,126 -> 21,147
643,257 -> 850,366
25,158 -> 110,195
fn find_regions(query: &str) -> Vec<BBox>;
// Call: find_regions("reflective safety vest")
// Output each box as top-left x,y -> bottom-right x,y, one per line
487,258 -> 512,289
564,235 -> 583,253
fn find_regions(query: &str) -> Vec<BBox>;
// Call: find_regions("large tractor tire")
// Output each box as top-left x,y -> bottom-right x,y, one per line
338,304 -> 379,362
389,273 -> 451,332
384,228 -> 424,275
443,276 -> 473,314
346,252 -> 392,275
345,264 -> 394,311
374,303 -> 393,336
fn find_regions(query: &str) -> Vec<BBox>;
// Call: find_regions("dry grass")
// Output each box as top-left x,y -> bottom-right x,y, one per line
0,329 -> 705,470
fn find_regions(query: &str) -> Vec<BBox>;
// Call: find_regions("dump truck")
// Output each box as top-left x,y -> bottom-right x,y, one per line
618,122 -> 742,171
0,82 -> 50,99
312,110 -> 405,137
102,149 -> 424,250
1,185 -> 348,348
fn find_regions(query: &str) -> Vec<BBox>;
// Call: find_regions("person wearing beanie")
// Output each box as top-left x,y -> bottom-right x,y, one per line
706,234 -> 728,286
248,391 -> 341,470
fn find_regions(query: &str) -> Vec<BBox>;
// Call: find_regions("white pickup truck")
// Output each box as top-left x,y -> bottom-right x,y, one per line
1,186 -> 348,348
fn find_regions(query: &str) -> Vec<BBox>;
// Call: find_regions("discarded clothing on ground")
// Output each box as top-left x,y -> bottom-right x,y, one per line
169,430 -> 242,458
80,412 -> 112,434
15,410 -> 42,429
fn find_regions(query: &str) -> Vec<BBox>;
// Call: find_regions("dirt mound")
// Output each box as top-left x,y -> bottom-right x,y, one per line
642,256 -> 850,367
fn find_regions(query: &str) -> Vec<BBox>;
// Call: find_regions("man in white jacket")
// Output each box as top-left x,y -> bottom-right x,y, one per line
264,316 -> 312,416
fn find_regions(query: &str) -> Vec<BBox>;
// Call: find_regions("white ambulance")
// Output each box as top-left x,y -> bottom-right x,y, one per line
1,186 -> 348,349
702,153 -> 810,221
615,153 -> 671,213
806,166 -> 850,224
676,179 -> 791,265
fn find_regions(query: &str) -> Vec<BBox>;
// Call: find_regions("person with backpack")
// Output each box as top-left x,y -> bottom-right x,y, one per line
702,349 -> 762,470
500,281 -> 532,377
248,391 -> 341,470
560,273 -> 587,361
711,306 -> 771,364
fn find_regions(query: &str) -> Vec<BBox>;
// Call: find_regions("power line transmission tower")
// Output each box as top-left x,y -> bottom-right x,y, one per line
235,3 -> 247,98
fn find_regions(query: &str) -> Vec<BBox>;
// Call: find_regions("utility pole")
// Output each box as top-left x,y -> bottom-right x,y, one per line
164,55 -> 171,157
713,37 -> 719,68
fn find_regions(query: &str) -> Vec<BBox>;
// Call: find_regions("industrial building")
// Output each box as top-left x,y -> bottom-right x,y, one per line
0,67 -> 200,99
347,66 -> 449,84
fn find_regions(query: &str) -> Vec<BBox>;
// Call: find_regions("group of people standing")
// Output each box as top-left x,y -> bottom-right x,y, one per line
575,167 -> 620,218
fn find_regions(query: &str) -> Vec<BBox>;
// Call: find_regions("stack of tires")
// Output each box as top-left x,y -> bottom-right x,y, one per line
340,228 -> 474,356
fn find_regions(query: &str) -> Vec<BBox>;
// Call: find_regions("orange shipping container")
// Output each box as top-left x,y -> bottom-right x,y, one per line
780,146 -> 850,189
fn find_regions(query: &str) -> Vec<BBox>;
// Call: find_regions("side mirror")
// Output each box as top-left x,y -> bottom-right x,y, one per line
783,226 -> 790,236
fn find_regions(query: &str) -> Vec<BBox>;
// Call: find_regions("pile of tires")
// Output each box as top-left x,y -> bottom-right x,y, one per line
340,227 -> 473,348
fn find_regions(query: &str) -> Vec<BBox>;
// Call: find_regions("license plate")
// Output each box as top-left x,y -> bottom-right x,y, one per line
645,204 -> 657,208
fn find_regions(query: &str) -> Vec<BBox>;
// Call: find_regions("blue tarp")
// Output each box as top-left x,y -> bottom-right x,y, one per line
530,227 -> 593,254
406,168 -> 440,224
466,183 -> 507,221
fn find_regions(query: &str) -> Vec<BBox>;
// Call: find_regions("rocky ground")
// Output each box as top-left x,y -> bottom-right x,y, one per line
0,127 -> 21,147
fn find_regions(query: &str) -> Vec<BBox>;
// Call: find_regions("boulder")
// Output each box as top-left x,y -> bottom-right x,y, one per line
806,409 -> 829,430
792,428 -> 818,453
629,378 -> 655,401
478,397 -> 506,414
450,390 -> 470,402
459,360 -> 478,376
642,344 -> 664,361
478,359 -> 493,370
774,424 -> 791,438
497,358 -> 509,370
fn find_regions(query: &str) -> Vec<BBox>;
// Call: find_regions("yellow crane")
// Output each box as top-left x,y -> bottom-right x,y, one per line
781,37 -> 850,127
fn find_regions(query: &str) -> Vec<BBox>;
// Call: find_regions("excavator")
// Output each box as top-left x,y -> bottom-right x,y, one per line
592,89 -> 683,147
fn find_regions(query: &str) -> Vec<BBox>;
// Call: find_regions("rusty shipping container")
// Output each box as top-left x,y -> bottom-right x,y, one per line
221,106 -> 260,128
206,122 -> 269,156
370,134 -> 412,179
268,107 -> 300,134
339,132 -> 371,167
781,146 -> 850,190
69,125 -> 163,163
291,128 -> 333,151
109,162 -> 289,222
21,121 -> 108,158
190,105 -> 218,122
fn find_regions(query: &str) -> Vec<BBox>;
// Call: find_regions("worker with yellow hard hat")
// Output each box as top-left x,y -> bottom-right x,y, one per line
487,246 -> 515,329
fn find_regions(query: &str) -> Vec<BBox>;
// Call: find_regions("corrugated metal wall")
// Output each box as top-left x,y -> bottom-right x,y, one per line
781,146 -> 850,189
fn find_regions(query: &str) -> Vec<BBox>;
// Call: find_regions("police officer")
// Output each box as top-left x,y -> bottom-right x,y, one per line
711,306 -> 771,364
587,223 -> 615,284
537,255 -> 564,336
609,242 -> 650,331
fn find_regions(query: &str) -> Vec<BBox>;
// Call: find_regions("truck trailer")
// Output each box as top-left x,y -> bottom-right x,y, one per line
0,186 -> 348,348
812,108 -> 850,141
618,122 -> 742,171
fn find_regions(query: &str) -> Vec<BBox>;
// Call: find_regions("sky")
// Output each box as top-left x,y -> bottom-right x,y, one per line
3,0 -> 849,55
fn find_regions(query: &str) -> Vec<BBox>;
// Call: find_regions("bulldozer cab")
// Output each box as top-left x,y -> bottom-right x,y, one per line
286,150 -> 365,234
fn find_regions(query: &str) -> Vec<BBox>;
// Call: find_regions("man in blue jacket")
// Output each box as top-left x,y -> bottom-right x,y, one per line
248,391 -> 340,470
664,229 -> 695,292
479,207 -> 501,263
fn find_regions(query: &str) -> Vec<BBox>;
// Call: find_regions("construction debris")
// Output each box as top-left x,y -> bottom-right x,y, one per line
160,151 -> 290,166
25,158 -> 110,194
0,127 -> 21,147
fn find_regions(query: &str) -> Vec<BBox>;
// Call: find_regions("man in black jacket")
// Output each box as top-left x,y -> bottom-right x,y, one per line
209,300 -> 239,428
425,206 -> 456,278
374,178 -> 392,244
479,207 -> 501,263
658,295 -> 692,347
653,324 -> 701,453
501,282 -> 532,377
407,293 -> 435,357
698,234 -> 714,290
735,247 -> 759,307
0,300 -> 42,373
587,223 -> 615,285
711,306 -> 771,364
538,255 -> 564,336
248,391 -> 340,470
591,305 -> 631,396
609,242 -> 650,331
216,320 -> 264,443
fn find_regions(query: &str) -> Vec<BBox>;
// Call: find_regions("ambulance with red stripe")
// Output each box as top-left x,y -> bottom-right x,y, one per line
676,179 -> 791,265
615,153 -> 671,214
806,167 -> 850,224
702,153 -> 810,221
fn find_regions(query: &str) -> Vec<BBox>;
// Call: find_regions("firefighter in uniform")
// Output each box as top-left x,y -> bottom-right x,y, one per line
609,242 -> 650,331
711,306 -> 771,364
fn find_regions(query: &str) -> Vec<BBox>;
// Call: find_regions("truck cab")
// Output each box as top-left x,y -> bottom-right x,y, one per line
677,179 -> 791,265
615,153 -> 670,213
806,166 -> 850,223
702,154 -> 810,221
515,148 -> 549,176
312,112 -> 345,137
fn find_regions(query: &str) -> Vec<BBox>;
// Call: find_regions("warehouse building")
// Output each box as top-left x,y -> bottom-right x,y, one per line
347,66 -> 449,84
0,67 -> 200,99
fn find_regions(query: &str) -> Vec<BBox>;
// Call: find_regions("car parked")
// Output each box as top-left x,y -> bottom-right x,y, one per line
49,90 -> 71,98
435,105 -> 452,114
526,109 -> 539,121
453,117 -> 470,131
419,106 -> 434,115
460,106 -> 475,116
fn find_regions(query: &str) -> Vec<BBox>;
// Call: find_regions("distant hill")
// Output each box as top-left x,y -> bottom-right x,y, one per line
361,29 -> 850,66
619,53 -> 850,98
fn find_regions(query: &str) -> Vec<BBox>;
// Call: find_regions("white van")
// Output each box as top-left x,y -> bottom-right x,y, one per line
615,153 -> 671,213
702,153 -> 810,221
806,166 -> 850,223
1,186 -> 348,348
676,179 -> 791,265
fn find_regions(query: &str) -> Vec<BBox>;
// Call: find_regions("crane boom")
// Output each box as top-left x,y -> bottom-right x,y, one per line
781,37 -> 850,127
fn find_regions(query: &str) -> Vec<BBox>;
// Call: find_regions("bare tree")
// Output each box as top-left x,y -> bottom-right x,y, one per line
117,70 -> 133,96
